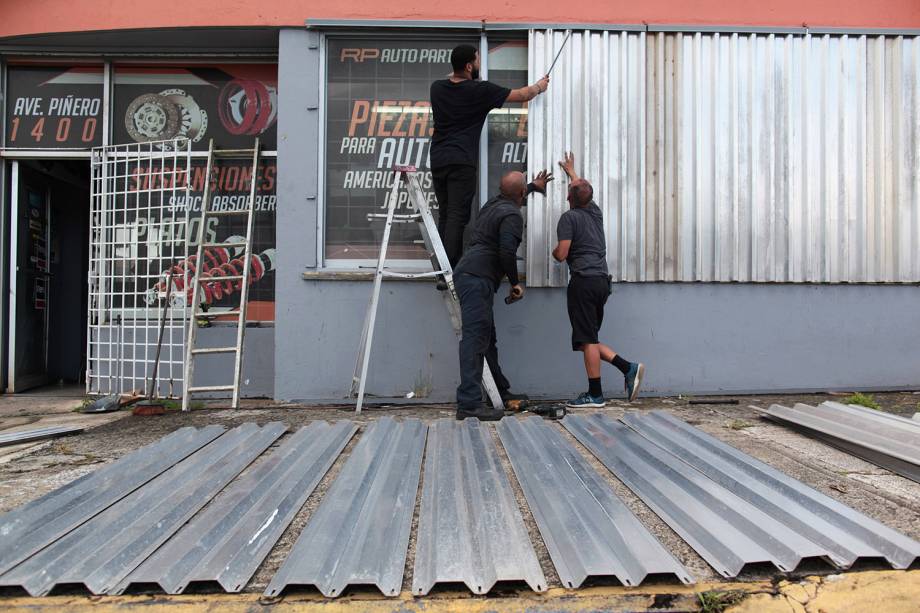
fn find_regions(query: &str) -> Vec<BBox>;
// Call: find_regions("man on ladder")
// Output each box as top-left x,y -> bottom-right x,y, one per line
454,169 -> 552,420
430,44 -> 550,273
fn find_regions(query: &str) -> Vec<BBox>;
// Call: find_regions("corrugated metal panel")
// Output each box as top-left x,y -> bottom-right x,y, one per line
0,425 -> 84,446
563,413 -> 828,577
761,402 -> 920,483
264,417 -> 427,598
0,425 -> 225,577
527,29 -> 646,286
114,421 -> 357,595
528,30 -> 920,285
413,419 -> 545,595
0,423 -> 285,596
496,416 -> 693,587
622,410 -> 920,569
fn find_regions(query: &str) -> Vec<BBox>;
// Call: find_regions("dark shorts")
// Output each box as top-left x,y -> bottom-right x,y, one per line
567,275 -> 610,351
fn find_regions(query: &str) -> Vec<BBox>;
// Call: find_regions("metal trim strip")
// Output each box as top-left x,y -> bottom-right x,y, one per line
496,416 -> 693,588
114,420 -> 357,594
412,419 -> 546,595
0,425 -> 84,446
264,417 -> 427,598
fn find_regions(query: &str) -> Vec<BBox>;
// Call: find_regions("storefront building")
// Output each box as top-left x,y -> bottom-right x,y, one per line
1,2 -> 918,401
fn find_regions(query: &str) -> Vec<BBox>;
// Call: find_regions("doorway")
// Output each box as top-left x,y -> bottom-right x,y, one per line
7,160 -> 90,393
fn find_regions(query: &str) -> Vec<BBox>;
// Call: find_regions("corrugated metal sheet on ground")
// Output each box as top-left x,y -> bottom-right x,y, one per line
496,416 -> 693,587
114,421 -> 357,595
413,419 -> 546,595
265,417 -> 427,598
563,413 -> 829,577
761,402 -> 920,483
0,425 -> 84,447
0,425 -> 225,577
0,423 -> 284,596
622,410 -> 920,569
528,30 -> 920,286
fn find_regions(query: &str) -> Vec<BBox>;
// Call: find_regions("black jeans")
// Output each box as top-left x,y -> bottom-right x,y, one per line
455,273 -> 511,410
433,164 -> 477,267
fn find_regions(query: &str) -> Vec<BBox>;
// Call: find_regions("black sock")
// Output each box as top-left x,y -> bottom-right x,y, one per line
588,378 -> 602,398
610,354 -> 631,376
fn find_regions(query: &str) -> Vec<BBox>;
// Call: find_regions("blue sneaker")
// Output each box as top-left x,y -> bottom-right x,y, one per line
625,362 -> 645,402
566,392 -> 606,409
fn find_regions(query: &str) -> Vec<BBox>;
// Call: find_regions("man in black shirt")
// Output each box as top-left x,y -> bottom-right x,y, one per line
430,44 -> 550,268
552,152 -> 645,407
454,169 -> 552,421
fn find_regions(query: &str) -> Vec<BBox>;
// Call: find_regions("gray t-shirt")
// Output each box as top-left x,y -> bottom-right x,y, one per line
556,202 -> 609,277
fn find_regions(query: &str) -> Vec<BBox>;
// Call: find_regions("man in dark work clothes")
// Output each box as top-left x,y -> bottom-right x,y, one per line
430,44 -> 550,270
453,169 -> 553,421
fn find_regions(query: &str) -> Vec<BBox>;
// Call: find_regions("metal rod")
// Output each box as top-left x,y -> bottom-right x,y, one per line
546,31 -> 572,76
147,272 -> 173,400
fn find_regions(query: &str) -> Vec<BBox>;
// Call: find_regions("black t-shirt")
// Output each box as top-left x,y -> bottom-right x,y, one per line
430,79 -> 511,169
557,202 -> 609,277
455,195 -> 523,290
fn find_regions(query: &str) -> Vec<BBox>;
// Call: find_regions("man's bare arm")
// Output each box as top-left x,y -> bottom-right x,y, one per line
553,239 -> 572,262
506,75 -> 550,103
558,151 -> 580,181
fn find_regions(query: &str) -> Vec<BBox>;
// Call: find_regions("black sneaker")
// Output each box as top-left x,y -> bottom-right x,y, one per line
456,406 -> 505,421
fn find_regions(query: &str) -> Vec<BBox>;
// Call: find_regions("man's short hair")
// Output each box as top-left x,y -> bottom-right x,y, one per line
575,182 -> 594,206
451,44 -> 478,72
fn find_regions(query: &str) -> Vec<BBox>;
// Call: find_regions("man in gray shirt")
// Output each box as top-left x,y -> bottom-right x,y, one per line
552,152 -> 644,407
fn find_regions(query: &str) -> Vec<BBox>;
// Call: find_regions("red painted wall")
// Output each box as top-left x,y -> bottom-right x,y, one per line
1,0 -> 919,39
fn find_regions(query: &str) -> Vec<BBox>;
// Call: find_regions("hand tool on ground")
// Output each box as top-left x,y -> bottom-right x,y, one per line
134,272 -> 172,416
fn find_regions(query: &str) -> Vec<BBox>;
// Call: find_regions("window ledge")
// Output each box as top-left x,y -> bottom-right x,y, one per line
302,270 -> 431,282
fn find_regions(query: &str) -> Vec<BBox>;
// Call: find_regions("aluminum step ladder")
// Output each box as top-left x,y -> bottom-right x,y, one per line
182,139 -> 260,411
350,165 -> 504,413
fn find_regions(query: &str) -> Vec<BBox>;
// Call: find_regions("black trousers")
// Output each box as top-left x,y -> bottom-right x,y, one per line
433,164 -> 477,267
455,273 -> 511,410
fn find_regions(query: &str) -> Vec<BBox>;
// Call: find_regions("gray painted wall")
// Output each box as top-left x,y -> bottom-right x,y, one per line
274,28 -> 920,404
91,325 -> 274,398
275,281 -> 920,402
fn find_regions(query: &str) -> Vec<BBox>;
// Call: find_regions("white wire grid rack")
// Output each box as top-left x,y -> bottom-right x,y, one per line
87,139 -> 192,397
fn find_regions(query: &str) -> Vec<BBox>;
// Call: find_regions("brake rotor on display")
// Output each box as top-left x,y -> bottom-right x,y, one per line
219,79 -> 277,135
125,93 -> 181,142
159,88 -> 209,143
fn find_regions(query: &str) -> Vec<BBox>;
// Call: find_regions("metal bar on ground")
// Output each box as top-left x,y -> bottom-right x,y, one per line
622,410 -> 920,569
760,403 -> 920,483
413,419 -> 546,596
264,417 -> 427,598
496,416 -> 693,588
0,425 -> 225,576
0,425 -> 85,446
563,413 -> 828,578
0,423 -> 285,596
114,421 -> 357,594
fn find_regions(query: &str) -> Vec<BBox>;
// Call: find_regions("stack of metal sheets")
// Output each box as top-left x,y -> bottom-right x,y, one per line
760,401 -> 920,483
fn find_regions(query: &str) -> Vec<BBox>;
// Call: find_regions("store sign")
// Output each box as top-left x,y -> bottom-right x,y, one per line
113,64 -> 278,150
4,66 -> 103,148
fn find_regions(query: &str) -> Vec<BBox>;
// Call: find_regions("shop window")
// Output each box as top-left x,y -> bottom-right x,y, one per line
486,39 -> 529,192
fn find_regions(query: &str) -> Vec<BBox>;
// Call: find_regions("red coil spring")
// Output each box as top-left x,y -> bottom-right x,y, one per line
155,246 -> 266,307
